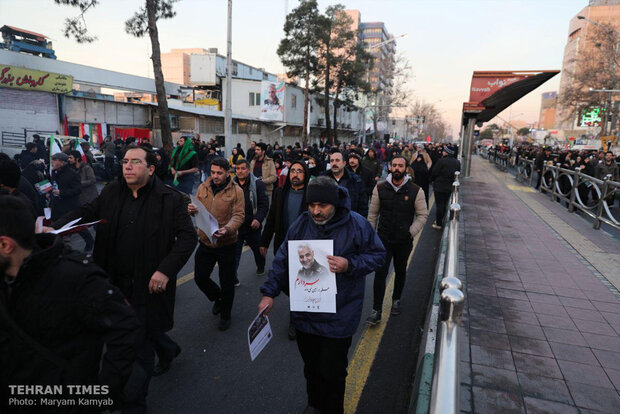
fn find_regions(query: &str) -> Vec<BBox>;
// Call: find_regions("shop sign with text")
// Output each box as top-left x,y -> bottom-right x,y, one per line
0,65 -> 73,93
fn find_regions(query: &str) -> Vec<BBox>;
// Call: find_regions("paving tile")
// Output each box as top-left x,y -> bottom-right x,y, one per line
470,316 -> 507,334
522,283 -> 555,295
605,367 -> 620,391
461,361 -> 472,385
536,314 -> 577,330
527,292 -> 562,305
542,327 -> 587,346
497,288 -> 529,301
559,297 -> 596,310
508,336 -> 554,358
512,352 -> 563,379
502,309 -> 539,326
573,318 -> 618,337
593,348 -> 620,369
504,320 -> 546,340
582,289 -> 620,304
531,302 -> 569,317
470,345 -> 515,371
498,297 -> 534,312
585,333 -> 620,352
552,285 -> 586,297
566,381 -> 620,412
565,307 -> 608,323
471,364 -> 520,394
517,372 -> 573,405
471,386 -> 525,414
592,301 -> 620,314
494,280 -> 525,291
460,384 -> 472,412
523,397 -> 578,414
549,342 -> 600,366
470,328 -> 511,351
557,360 -> 614,389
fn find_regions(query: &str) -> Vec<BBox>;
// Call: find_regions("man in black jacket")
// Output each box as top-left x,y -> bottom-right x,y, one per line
50,152 -> 81,221
233,159 -> 269,283
430,146 -> 461,229
324,151 -> 368,217
49,145 -> 197,413
0,197 -> 139,411
346,152 -> 375,199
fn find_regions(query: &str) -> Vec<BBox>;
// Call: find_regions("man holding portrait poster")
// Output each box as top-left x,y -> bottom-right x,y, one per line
257,176 -> 385,414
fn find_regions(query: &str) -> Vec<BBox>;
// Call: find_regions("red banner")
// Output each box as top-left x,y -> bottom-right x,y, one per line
469,73 -> 529,104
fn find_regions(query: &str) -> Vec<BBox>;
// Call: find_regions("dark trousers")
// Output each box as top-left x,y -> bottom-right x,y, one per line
434,191 -> 451,227
122,306 -> 154,414
235,229 -> 266,276
372,239 -> 413,311
105,157 -> 115,180
194,243 -> 236,319
296,330 -> 352,414
152,332 -> 180,362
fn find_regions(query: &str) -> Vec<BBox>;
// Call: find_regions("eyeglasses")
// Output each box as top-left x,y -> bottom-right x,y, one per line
121,159 -> 145,165
290,169 -> 305,174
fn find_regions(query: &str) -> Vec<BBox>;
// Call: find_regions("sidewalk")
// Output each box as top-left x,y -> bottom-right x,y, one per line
459,157 -> 620,413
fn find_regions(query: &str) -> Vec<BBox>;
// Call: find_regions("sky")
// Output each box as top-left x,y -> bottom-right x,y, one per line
1,0 -> 589,137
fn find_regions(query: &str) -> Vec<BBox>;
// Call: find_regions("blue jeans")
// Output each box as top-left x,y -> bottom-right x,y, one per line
234,229 -> 266,277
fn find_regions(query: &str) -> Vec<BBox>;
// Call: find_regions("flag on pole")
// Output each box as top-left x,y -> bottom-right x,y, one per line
73,139 -> 87,162
49,134 -> 62,175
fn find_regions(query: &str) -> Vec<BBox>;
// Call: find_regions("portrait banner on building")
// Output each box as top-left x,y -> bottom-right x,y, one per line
288,240 -> 337,313
260,80 -> 285,121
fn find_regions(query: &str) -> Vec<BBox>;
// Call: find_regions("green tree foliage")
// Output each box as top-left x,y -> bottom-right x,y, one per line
277,0 -> 322,147
516,127 -> 530,136
54,0 -> 178,153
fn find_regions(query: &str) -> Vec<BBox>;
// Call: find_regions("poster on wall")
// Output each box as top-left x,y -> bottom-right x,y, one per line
260,81 -> 285,121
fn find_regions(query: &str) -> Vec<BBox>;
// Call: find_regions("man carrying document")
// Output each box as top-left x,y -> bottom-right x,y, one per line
257,177 -> 385,414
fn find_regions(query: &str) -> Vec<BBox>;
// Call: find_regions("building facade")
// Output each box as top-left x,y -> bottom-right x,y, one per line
538,91 -> 558,130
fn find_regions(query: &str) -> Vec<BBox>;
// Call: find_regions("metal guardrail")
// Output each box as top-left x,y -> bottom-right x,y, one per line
429,172 -> 465,414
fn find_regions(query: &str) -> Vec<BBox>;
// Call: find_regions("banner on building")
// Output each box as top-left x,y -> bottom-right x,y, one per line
260,81 -> 285,121
469,72 -> 529,104
0,64 -> 73,94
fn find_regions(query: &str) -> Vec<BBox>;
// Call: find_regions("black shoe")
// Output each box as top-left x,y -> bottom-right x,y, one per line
212,299 -> 222,315
152,347 -> 181,377
256,267 -> 265,276
218,318 -> 231,331
391,300 -> 402,315
366,310 -> 381,326
287,323 -> 296,340
234,279 -> 241,287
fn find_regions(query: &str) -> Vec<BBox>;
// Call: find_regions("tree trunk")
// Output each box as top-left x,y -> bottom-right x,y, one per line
147,0 -> 173,154
324,46 -> 331,146
302,47 -> 310,148
333,86 -> 340,144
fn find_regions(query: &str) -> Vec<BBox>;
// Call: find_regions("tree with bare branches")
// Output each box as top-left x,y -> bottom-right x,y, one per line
54,0 -> 177,153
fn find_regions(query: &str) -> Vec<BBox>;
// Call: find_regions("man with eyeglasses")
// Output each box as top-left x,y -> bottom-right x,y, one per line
46,145 -> 197,413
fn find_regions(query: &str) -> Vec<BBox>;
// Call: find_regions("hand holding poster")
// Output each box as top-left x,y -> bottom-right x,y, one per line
288,240 -> 337,313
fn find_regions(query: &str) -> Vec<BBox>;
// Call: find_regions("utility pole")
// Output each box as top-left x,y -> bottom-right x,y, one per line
225,0 -> 233,158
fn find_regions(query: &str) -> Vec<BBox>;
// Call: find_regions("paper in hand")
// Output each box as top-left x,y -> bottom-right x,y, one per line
190,195 -> 220,244
248,306 -> 273,361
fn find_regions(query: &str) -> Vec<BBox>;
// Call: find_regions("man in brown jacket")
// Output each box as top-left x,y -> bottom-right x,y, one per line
249,142 -> 277,197
189,157 -> 244,331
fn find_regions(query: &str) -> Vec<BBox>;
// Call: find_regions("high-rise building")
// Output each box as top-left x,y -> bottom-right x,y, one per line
556,0 -> 620,133
360,21 -> 396,94
539,91 -> 558,130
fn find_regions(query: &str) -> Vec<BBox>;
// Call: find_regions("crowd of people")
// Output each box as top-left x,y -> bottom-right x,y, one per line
1,134 -> 461,414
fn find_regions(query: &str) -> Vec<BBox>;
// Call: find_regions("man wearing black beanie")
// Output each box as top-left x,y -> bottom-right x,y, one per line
258,176 -> 386,414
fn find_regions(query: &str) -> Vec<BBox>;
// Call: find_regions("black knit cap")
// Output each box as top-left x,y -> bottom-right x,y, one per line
306,176 -> 339,206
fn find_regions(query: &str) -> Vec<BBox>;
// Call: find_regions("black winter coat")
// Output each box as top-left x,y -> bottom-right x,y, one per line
51,165 -> 81,221
0,235 -> 139,410
430,156 -> 461,193
52,176 -> 197,333
325,169 -> 369,217
347,165 -> 376,197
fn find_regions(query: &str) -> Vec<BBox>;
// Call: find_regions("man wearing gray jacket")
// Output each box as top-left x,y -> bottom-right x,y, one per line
366,155 -> 428,325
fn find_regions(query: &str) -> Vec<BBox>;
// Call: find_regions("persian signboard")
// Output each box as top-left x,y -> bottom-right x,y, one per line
0,64 -> 73,94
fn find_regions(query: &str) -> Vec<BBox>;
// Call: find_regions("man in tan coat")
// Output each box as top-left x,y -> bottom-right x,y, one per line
189,157 -> 244,331
249,142 -> 277,197
365,155 -> 428,325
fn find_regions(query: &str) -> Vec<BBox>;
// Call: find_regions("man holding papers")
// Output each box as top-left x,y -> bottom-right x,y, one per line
258,176 -> 385,414
188,157 -> 244,332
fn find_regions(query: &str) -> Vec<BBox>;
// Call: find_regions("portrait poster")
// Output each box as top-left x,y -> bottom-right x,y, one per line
260,80 -> 285,121
288,240 -> 337,313
248,307 -> 273,361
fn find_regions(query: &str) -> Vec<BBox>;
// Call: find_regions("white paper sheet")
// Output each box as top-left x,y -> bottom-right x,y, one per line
248,307 -> 273,361
51,218 -> 82,234
288,240 -> 337,313
190,195 -> 220,244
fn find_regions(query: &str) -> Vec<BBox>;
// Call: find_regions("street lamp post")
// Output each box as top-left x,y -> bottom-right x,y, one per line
362,33 -> 407,145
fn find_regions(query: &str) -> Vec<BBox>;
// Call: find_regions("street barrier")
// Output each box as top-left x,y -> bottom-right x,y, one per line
512,157 -> 620,231
410,172 -> 465,414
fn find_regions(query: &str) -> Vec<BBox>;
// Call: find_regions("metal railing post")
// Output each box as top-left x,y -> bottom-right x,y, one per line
594,175 -> 610,230
568,169 -> 578,213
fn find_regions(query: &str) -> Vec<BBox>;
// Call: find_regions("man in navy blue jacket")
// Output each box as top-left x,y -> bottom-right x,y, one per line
258,176 -> 385,414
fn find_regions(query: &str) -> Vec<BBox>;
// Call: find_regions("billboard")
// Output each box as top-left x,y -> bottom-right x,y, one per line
469,73 -> 527,104
260,80 -> 285,121
0,64 -> 73,93
579,107 -> 603,127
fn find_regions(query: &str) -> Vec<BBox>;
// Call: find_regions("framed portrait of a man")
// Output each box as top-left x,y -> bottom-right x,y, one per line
288,240 -> 337,313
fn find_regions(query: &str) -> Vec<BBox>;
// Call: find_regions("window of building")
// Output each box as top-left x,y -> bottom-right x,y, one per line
255,93 -> 260,105
249,92 -> 255,106
232,63 -> 238,76
291,94 -> 297,109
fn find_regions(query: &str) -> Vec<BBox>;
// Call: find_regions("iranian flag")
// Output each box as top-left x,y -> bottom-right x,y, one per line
74,139 -> 87,162
49,134 -> 62,175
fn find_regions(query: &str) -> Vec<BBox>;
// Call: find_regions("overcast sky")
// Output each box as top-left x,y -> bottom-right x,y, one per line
1,0 -> 588,136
